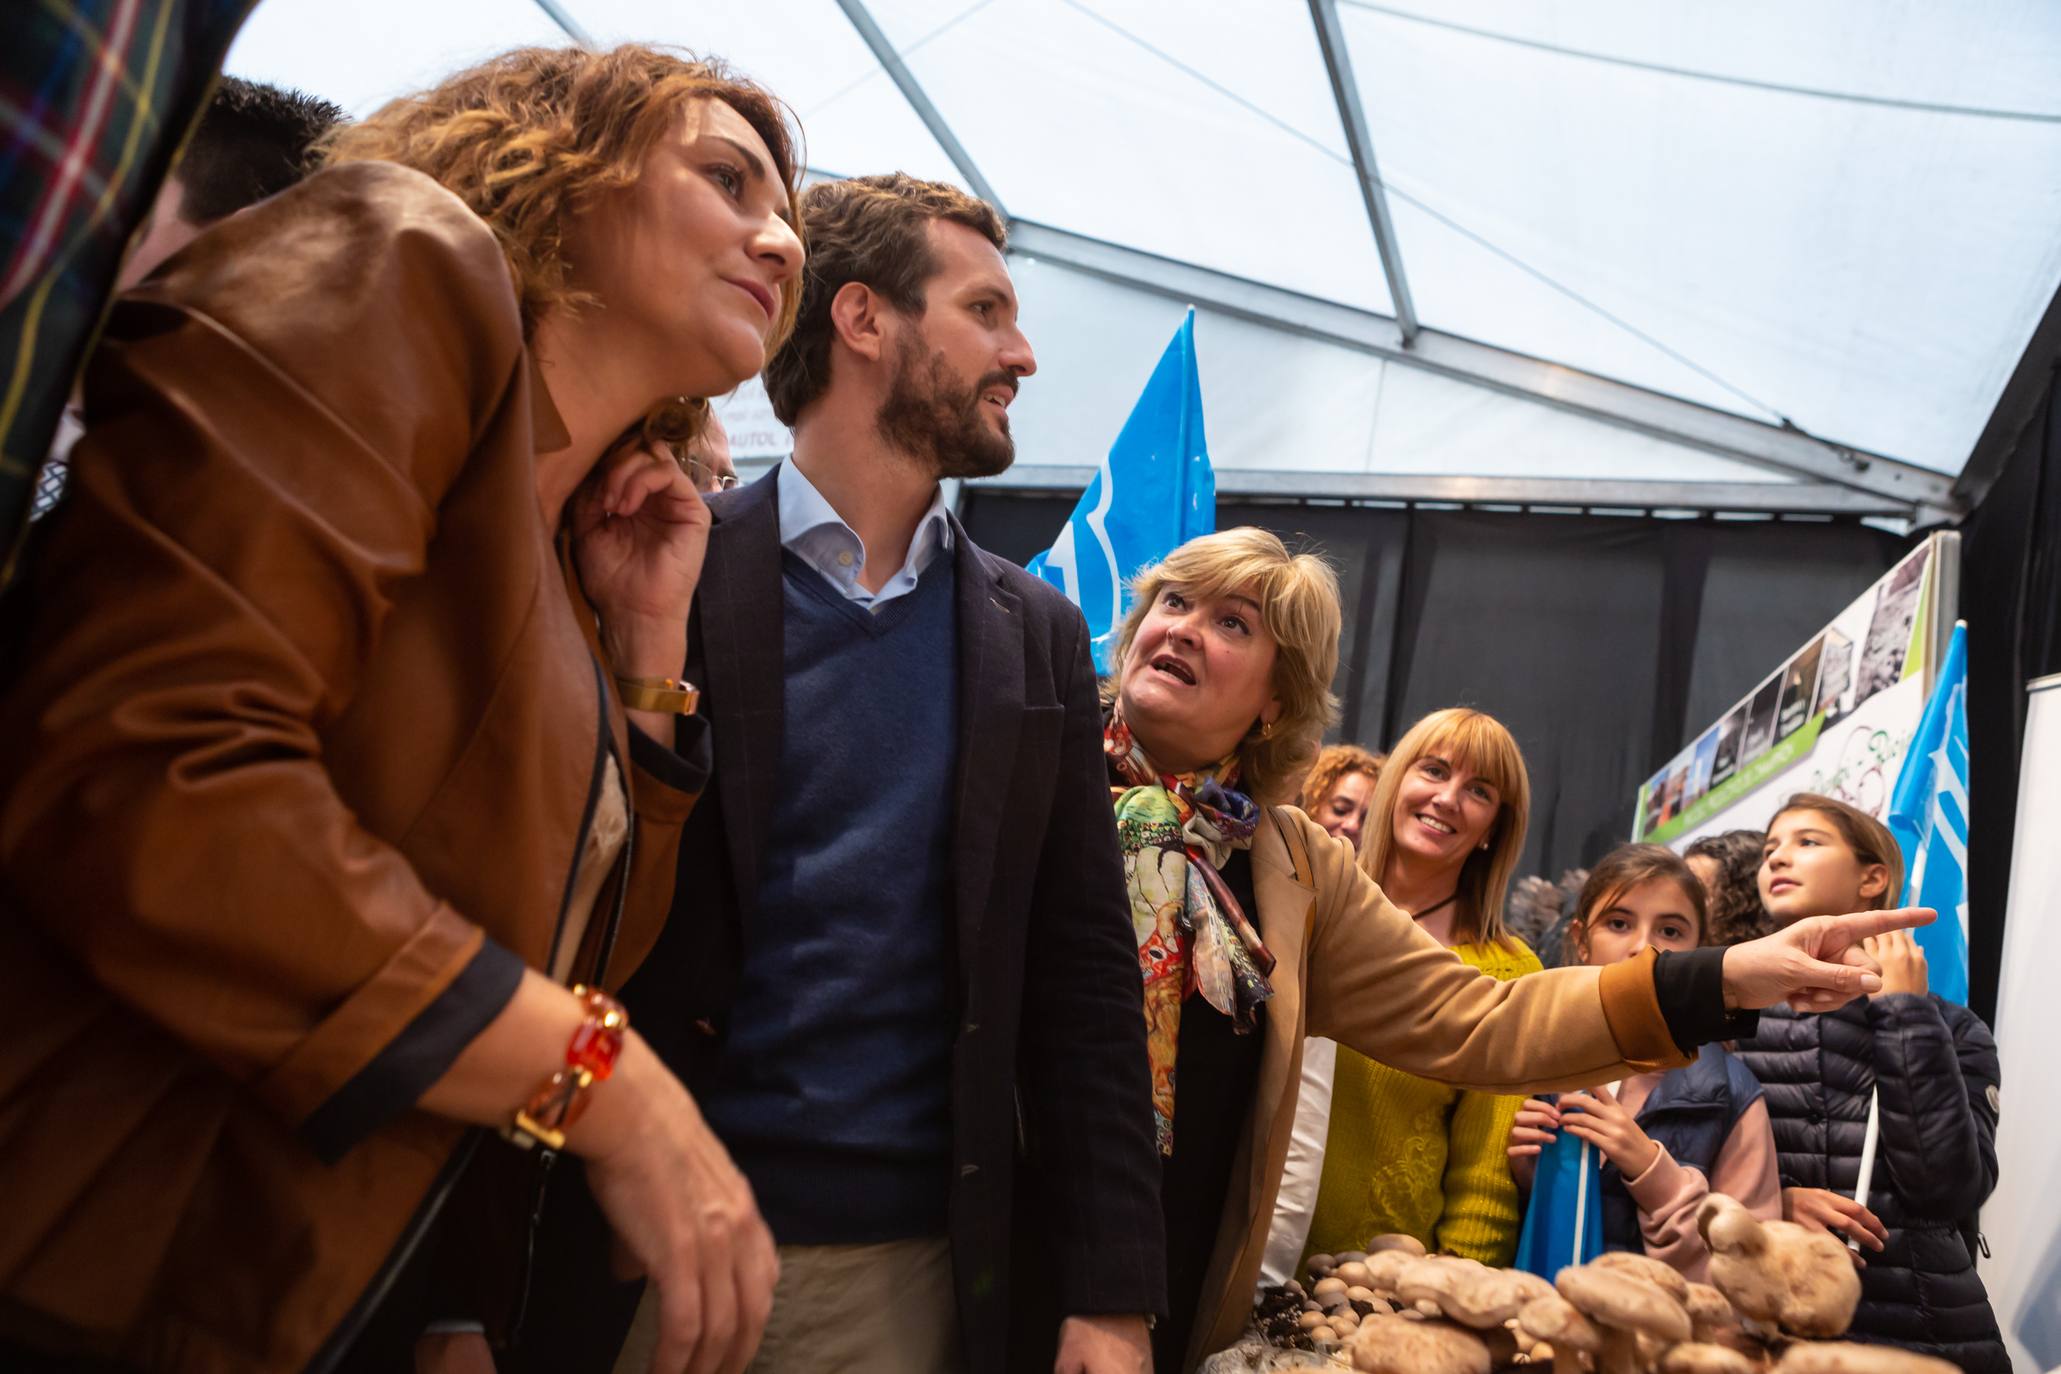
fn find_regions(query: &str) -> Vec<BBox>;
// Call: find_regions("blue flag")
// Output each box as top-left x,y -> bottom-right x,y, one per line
1025,310 -> 1214,671
1887,621 -> 1971,1004
1513,1128 -> 1605,1279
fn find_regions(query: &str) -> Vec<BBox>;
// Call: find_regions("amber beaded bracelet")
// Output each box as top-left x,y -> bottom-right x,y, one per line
502,984 -> 627,1152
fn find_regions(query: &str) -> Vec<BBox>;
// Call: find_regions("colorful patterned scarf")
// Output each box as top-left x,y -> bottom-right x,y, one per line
1105,705 -> 1273,1155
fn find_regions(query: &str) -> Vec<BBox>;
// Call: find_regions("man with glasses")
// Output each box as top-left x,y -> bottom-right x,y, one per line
685,411 -> 739,494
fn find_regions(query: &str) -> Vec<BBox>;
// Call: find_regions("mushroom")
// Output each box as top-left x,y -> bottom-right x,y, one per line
1590,1248 -> 1692,1303
1441,1267 -> 1544,1330
1313,1276 -> 1350,1301
1346,1313 -> 1492,1374
1681,1280 -> 1764,1357
1365,1233 -> 1429,1257
1361,1248 -> 1417,1297
1773,1343 -> 1960,1374
1309,1325 -> 1339,1345
1474,1322 -> 1520,1368
1334,1260 -> 1375,1288
1395,1255 -> 1494,1319
1556,1263 -> 1693,1374
1661,1341 -> 1761,1374
1515,1293 -> 1603,1362
1698,1195 -> 1861,1338
1556,1265 -> 1692,1345
1298,1310 -> 1331,1331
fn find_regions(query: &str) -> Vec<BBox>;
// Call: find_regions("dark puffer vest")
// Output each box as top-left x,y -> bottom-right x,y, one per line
1599,1044 -> 1765,1256
1737,996 -> 2007,1373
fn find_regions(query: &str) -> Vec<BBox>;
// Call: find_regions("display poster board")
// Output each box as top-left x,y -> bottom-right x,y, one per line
1633,533 -> 1960,847
1980,672 -> 2061,1374
711,376 -> 792,464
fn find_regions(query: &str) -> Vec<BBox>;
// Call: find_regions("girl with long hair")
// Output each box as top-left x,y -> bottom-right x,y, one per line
1735,794 -> 2008,1371
1509,844 -> 1781,1279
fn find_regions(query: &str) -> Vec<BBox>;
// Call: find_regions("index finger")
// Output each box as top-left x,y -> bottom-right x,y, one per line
1827,907 -> 1936,944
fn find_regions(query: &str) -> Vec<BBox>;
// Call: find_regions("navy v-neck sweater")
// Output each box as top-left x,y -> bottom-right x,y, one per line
699,550 -> 962,1245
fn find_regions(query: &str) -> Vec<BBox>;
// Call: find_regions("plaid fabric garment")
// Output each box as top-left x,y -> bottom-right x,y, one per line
0,0 -> 255,579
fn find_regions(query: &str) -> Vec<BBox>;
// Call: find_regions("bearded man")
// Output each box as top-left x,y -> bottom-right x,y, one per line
523,175 -> 1161,1374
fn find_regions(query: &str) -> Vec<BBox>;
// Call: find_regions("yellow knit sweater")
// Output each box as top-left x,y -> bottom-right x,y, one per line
1301,935 -> 1544,1267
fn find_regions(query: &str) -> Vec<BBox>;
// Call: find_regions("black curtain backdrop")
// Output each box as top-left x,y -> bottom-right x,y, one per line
1959,370 -> 2061,1022
960,490 -> 1903,884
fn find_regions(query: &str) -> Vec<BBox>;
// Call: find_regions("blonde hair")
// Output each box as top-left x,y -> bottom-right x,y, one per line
1299,743 -> 1384,812
1768,792 -> 1903,910
1103,527 -> 1342,804
325,44 -> 804,452
1360,708 -> 1533,945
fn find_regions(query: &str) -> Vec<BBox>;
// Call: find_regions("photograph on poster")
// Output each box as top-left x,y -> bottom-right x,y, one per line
1639,767 -> 1669,838
1856,544 -> 1930,707
1710,703 -> 1747,787
1815,628 -> 1854,724
1778,635 -> 1825,741
1741,674 -> 1783,763
1659,755 -> 1689,824
1686,729 -> 1719,807
1627,533 -> 1953,852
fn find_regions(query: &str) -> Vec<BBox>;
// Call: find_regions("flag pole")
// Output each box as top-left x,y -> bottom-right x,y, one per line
1573,1139 -> 1591,1267
1851,1087 -> 1882,1252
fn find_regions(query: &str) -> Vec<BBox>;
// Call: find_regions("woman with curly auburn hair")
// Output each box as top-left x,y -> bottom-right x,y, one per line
0,43 -> 801,1374
1009,528 -> 1937,1372
1296,742 -> 1384,852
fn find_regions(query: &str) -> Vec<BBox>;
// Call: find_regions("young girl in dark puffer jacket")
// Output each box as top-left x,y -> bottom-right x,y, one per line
1739,793 -> 2007,1372
1509,845 -> 1782,1280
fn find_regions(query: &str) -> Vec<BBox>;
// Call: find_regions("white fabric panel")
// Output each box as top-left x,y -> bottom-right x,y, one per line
1006,256 -> 1788,484
226,0 -> 570,114
1355,0 -> 2061,112
1981,672 -> 2061,1374
1369,364 -> 1778,482
561,0 -> 966,188
1003,255 -> 1382,472
1340,1 -> 2061,474
868,0 -> 1393,311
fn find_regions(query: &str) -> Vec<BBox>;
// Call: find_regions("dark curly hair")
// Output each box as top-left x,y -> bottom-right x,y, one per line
1685,829 -> 1775,944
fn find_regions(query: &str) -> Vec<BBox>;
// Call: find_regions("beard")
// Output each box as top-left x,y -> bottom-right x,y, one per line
875,333 -> 1018,480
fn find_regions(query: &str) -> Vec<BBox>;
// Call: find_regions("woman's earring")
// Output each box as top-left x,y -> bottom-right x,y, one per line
1260,720 -> 1276,740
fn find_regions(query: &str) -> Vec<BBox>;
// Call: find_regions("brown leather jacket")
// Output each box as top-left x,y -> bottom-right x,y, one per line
0,163 -> 703,1372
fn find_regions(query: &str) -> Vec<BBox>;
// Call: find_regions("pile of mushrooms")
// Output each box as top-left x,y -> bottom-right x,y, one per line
1230,1200 -> 1959,1374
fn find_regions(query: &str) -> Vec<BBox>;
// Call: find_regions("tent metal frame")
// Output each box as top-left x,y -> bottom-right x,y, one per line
1307,0 -> 1419,343
1008,222 -> 1958,520
978,463 -> 1913,518
534,0 -> 1962,522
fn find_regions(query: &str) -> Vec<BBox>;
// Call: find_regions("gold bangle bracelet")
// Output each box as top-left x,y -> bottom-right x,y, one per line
614,675 -> 700,716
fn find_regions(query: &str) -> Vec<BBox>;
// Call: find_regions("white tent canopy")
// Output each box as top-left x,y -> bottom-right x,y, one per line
224,0 -> 2061,521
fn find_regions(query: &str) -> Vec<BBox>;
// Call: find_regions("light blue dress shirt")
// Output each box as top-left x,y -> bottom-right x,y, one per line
776,459 -> 955,610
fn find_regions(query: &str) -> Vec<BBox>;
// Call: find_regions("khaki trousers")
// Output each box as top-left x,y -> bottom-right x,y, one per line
613,1236 -> 961,1374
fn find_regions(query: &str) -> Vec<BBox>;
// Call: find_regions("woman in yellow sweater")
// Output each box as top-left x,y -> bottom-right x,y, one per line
1298,707 -> 1542,1266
